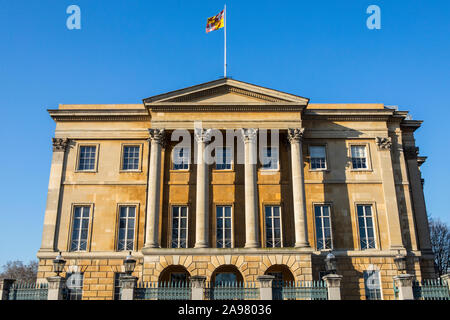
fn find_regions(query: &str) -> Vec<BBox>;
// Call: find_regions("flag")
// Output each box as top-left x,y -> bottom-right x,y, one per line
206,10 -> 224,33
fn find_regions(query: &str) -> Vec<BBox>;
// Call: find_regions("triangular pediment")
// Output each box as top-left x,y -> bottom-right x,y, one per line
143,78 -> 309,104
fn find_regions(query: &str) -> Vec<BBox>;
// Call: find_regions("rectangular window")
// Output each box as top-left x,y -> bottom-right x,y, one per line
314,204 -> 332,250
122,145 -> 140,171
262,147 -> 279,170
173,147 -> 190,170
77,146 -> 97,171
171,206 -> 188,248
363,270 -> 382,300
357,204 -> 376,249
215,147 -> 232,170
351,145 -> 368,169
310,146 -> 327,170
117,206 -> 136,251
70,206 -> 90,251
216,206 -> 232,248
65,273 -> 84,300
114,273 -> 125,300
265,205 -> 282,248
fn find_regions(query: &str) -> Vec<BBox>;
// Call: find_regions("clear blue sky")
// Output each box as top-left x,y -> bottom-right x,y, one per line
0,0 -> 449,266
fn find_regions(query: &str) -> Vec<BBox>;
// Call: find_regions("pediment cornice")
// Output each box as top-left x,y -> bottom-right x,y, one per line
143,78 -> 309,104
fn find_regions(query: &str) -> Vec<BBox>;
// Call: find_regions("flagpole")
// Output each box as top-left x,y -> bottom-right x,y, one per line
224,4 -> 227,78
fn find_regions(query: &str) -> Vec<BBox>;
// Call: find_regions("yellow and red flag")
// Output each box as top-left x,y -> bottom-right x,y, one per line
206,9 -> 224,33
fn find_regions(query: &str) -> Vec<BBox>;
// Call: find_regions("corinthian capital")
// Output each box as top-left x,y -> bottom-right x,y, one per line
194,128 -> 212,143
287,128 -> 305,144
376,137 -> 392,150
52,138 -> 69,152
240,128 -> 258,143
148,128 -> 166,145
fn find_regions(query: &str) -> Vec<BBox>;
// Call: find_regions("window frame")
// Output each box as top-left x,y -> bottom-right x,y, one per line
214,146 -> 234,171
115,204 -> 139,252
214,204 -> 234,248
263,204 -> 283,248
313,203 -> 334,251
355,203 -> 379,250
348,143 -> 372,171
308,144 -> 328,171
67,204 -> 94,252
261,146 -> 280,171
75,143 -> 99,173
169,205 -> 189,248
171,146 -> 191,171
120,143 -> 143,172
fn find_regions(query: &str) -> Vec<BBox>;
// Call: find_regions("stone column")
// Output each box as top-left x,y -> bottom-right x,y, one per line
40,138 -> 69,252
241,129 -> 260,248
120,275 -> 138,300
144,129 -> 165,248
322,274 -> 343,300
190,275 -> 206,300
0,279 -> 15,300
404,146 -> 433,253
376,137 -> 404,250
257,275 -> 275,300
47,276 -> 66,300
194,129 -> 212,248
393,274 -> 415,300
288,128 -> 310,248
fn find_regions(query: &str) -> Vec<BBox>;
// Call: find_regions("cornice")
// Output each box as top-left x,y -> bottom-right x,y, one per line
146,102 -> 306,112
400,120 -> 423,132
48,109 -> 150,122
303,109 -> 394,121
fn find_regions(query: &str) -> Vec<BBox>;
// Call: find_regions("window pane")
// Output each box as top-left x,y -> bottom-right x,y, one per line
310,146 -> 326,157
225,206 -> 231,217
78,146 -> 96,170
122,146 -> 140,170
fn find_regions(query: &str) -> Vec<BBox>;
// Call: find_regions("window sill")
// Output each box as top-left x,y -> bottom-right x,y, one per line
212,169 -> 234,172
349,169 -> 373,173
309,169 -> 330,173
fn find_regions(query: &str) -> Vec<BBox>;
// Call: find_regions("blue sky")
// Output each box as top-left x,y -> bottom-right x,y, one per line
0,0 -> 449,266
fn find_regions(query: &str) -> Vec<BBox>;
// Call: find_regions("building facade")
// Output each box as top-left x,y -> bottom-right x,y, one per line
36,78 -> 435,300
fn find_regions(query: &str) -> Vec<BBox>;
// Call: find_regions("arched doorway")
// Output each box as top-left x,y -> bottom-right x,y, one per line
265,265 -> 295,300
264,264 -> 295,283
159,265 -> 191,283
211,265 -> 244,285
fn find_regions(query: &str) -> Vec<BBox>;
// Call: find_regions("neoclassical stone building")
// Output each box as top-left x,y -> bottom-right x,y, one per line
37,78 -> 435,300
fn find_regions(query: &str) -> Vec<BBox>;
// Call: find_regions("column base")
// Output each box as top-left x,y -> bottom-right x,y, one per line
295,242 -> 311,248
244,242 -> 260,249
194,242 -> 209,248
143,243 -> 160,249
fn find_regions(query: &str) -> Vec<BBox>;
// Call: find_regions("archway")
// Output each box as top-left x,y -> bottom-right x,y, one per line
211,265 -> 244,285
159,265 -> 191,283
264,264 -> 295,282
265,265 -> 295,300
